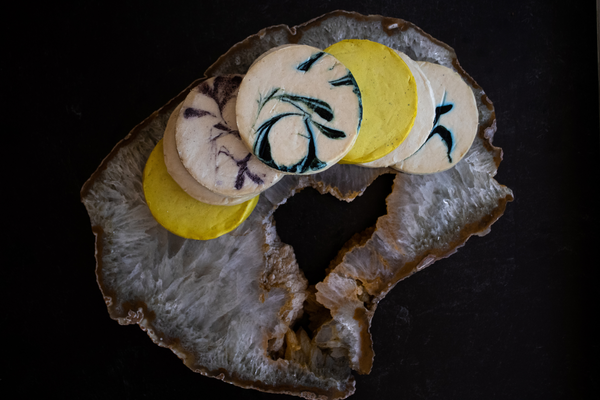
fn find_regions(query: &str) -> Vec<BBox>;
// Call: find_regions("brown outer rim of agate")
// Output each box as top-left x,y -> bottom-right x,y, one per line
349,183 -> 513,375
81,10 -> 512,400
190,366 -> 355,400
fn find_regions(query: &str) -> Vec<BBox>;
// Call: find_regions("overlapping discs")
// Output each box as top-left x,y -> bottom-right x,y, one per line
144,139 -> 259,240
236,44 -> 362,175
359,51 -> 436,168
393,62 -> 479,174
325,40 -> 418,164
175,75 -> 282,198
149,44 -> 481,243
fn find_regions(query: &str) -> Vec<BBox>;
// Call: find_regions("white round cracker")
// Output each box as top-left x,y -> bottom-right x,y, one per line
393,62 -> 479,174
175,76 -> 282,197
163,103 -> 258,206
236,44 -> 362,175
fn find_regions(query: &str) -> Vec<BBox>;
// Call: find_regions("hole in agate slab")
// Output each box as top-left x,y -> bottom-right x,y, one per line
274,173 -> 395,286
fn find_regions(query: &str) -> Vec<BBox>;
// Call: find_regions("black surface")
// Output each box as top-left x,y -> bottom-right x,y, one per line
275,173 -> 395,285
5,1 -> 599,399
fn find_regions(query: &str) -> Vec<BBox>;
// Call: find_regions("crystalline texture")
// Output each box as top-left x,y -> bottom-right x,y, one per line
82,11 -> 513,400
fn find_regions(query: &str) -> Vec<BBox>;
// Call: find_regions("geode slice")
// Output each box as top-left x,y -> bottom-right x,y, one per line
81,11 -> 513,400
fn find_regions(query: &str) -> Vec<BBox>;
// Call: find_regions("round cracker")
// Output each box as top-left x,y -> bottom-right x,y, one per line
175,76 -> 282,196
146,139 -> 259,240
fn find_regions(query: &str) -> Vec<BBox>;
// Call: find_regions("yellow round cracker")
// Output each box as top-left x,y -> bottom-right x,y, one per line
143,139 -> 258,240
325,39 -> 418,164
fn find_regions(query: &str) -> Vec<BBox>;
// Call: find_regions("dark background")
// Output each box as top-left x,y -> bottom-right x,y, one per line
4,0 -> 599,399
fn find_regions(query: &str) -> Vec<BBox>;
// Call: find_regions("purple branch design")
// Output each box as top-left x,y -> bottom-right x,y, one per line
210,123 -> 241,141
218,147 -> 265,190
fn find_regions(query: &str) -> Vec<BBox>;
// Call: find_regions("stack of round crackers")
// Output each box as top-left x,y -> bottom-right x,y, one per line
145,40 -> 479,240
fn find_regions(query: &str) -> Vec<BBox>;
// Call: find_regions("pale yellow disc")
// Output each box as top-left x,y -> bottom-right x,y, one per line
143,139 -> 258,240
325,39 -> 418,164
